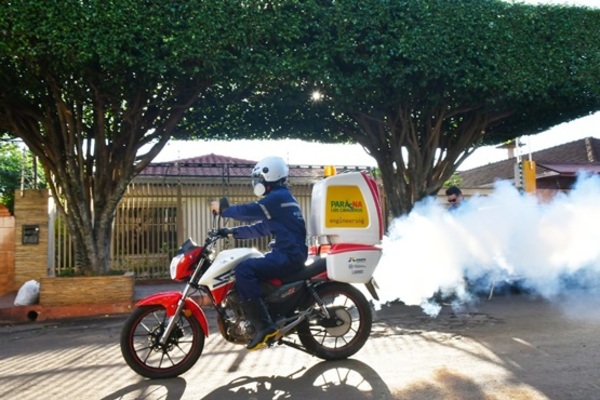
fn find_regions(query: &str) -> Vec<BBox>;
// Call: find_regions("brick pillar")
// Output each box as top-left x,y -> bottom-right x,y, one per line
0,204 -> 15,295
14,190 -> 50,287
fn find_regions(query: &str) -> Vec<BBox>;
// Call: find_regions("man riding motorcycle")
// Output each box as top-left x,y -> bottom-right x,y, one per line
211,156 -> 308,350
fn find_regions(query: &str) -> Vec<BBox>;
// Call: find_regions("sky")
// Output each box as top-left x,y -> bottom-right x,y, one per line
154,111 -> 600,171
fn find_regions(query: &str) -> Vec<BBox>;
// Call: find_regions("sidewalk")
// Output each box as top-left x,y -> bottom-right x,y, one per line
0,280 -> 184,324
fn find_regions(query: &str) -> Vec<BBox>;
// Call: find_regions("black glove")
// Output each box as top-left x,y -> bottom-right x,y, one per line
217,228 -> 234,238
219,197 -> 230,215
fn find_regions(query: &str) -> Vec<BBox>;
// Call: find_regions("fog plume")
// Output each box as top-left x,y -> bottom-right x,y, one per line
374,174 -> 600,316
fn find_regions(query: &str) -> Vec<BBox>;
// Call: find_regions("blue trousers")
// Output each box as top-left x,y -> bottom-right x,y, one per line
235,252 -> 304,301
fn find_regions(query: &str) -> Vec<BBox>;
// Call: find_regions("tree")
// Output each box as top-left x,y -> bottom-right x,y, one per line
0,1 -> 304,274
195,0 -> 600,216
0,137 -> 46,213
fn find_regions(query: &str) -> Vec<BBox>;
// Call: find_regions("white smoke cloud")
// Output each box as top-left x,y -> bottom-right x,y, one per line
373,174 -> 600,316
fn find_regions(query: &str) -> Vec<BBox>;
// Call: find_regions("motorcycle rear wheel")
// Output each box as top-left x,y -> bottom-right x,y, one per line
120,304 -> 205,379
296,282 -> 372,360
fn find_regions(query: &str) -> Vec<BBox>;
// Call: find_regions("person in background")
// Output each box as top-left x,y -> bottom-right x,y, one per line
445,185 -> 465,211
211,156 -> 308,350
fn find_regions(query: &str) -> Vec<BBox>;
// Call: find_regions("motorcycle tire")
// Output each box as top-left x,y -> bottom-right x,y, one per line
120,304 -> 205,379
296,282 -> 372,360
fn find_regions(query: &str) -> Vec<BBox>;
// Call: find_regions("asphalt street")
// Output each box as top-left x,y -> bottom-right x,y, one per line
1,291 -> 600,399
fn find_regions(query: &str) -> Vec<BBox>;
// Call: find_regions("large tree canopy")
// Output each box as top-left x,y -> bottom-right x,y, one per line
0,0 -> 303,274
193,0 -> 600,216
1,0 -> 599,275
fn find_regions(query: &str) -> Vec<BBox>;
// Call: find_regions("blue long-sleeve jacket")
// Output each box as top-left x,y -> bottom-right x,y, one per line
222,186 -> 308,262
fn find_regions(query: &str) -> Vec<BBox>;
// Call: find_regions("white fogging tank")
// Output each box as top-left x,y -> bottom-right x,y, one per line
308,171 -> 383,283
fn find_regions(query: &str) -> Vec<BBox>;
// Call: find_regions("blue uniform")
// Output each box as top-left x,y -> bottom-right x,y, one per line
222,185 -> 308,301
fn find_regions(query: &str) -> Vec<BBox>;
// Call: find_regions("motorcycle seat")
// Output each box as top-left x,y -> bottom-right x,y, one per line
280,256 -> 327,284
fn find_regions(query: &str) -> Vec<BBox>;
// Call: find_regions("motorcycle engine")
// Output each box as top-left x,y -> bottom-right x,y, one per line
217,290 -> 255,344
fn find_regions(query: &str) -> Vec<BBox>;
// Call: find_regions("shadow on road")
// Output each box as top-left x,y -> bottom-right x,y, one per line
99,359 -> 392,400
200,359 -> 392,399
101,377 -> 187,400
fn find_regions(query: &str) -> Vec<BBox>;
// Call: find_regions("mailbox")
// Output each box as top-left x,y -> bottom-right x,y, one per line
22,225 -> 40,245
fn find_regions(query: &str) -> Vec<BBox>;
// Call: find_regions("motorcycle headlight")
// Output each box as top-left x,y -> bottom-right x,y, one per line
207,248 -> 216,262
169,253 -> 185,280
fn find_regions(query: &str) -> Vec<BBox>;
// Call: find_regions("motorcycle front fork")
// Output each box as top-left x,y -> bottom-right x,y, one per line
159,283 -> 196,345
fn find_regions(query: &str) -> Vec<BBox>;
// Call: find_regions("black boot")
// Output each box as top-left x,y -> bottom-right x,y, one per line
241,298 -> 279,350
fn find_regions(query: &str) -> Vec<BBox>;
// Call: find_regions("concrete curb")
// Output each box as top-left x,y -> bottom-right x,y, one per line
0,301 -> 134,323
0,281 -> 183,324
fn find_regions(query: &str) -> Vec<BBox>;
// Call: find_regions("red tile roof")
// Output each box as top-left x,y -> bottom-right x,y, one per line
458,137 -> 600,188
536,162 -> 600,175
140,153 -> 256,177
139,153 -> 370,179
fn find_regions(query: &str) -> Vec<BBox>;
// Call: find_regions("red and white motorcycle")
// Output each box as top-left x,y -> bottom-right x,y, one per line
120,171 -> 383,379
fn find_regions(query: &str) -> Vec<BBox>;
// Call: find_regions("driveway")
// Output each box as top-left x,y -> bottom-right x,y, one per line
1,291 -> 599,399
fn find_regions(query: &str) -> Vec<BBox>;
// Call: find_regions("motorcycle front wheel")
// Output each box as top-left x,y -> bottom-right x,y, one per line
296,282 -> 372,360
120,304 -> 205,379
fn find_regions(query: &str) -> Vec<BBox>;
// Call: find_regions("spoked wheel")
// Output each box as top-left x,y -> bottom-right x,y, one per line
120,305 -> 205,379
297,282 -> 372,360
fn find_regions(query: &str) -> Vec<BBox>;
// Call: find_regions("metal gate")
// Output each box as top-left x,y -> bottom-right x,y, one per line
53,181 -> 314,279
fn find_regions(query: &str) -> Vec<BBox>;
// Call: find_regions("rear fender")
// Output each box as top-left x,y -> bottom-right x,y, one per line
136,292 -> 209,337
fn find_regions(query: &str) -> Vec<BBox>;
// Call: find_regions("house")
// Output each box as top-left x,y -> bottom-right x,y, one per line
136,153 -> 335,185
52,153 -> 377,278
457,137 -> 600,201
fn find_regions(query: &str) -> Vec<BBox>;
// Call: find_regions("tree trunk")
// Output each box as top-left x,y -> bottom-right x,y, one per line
348,105 -> 507,218
4,76 -> 200,275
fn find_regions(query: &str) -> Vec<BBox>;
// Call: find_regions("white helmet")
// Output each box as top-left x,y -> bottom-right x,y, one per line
251,156 -> 289,197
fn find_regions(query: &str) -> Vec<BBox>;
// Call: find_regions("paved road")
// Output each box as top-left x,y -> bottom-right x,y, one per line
1,291 -> 600,399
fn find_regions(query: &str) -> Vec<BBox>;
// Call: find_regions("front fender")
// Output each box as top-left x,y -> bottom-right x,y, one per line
136,291 -> 209,337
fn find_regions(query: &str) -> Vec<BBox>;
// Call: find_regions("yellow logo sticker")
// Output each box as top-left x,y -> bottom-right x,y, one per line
325,185 -> 368,228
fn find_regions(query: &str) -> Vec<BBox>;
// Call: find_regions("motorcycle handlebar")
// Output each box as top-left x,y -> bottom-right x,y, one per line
207,228 -> 232,239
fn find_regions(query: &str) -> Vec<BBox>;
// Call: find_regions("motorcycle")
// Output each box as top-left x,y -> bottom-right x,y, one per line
120,172 -> 383,379
121,172 -> 383,379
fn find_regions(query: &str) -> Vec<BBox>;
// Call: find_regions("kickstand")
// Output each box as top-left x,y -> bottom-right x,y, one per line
488,279 -> 496,300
